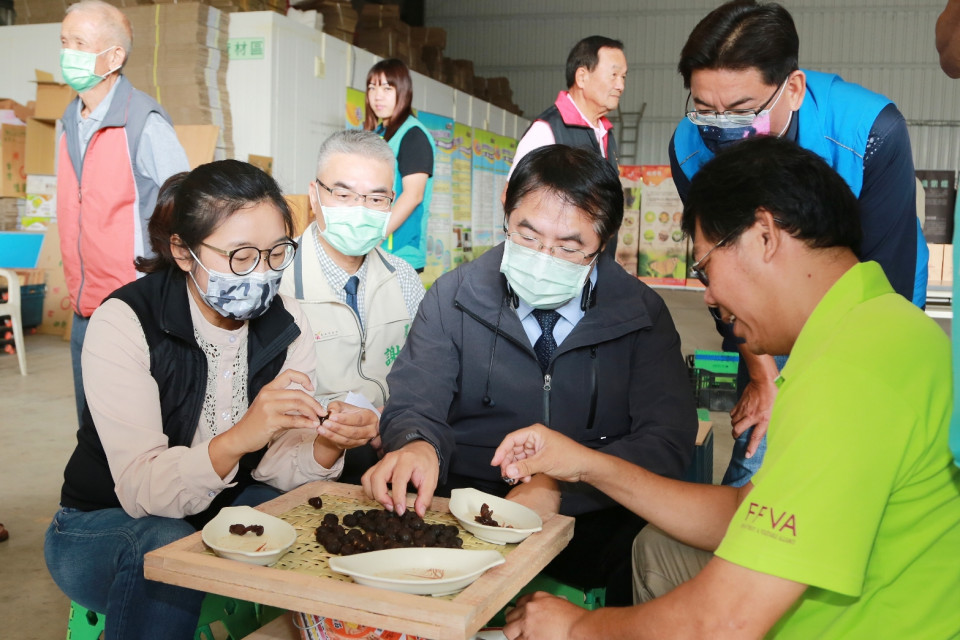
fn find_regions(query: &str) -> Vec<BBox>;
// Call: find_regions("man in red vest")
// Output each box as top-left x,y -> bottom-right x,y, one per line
57,0 -> 189,422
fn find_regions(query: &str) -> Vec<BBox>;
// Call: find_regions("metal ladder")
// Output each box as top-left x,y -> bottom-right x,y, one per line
610,104 -> 646,165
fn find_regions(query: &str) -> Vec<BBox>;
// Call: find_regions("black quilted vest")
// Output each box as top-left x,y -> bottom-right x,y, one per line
59,268 -> 300,528
532,104 -> 619,173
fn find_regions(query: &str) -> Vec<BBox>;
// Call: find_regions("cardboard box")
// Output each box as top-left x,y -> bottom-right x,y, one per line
22,174 -> 57,230
175,124 -> 219,170
25,118 -> 57,176
355,25 -> 411,61
34,223 -> 73,336
410,26 -> 446,50
917,170 -> 956,244
927,243 -> 945,286
317,1 -> 358,33
32,70 -> 76,122
448,59 -> 474,94
247,154 -> 273,175
0,197 -> 22,231
1,124 -> 27,198
637,166 -> 686,285
0,98 -> 33,124
285,194 -> 312,238
358,2 -> 401,28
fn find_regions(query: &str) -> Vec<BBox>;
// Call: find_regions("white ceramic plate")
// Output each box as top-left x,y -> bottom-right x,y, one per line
201,505 -> 296,566
328,547 -> 505,596
448,488 -> 543,545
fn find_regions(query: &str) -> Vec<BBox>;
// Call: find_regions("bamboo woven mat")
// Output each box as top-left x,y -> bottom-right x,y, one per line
250,493 -> 516,594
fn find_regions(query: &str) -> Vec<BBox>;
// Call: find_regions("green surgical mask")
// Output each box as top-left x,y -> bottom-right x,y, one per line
499,239 -> 595,310
319,204 -> 391,256
60,46 -> 119,93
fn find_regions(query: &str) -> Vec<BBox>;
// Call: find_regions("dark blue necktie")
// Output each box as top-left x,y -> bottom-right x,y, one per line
344,275 -> 360,324
532,309 -> 560,373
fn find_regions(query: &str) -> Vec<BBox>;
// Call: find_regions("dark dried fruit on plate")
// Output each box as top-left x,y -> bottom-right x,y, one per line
308,496 -> 323,509
475,503 -> 500,527
229,524 -> 265,536
312,506 -> 465,556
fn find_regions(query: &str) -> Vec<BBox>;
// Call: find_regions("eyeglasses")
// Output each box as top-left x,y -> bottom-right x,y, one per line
316,179 -> 393,211
688,231 -> 737,287
685,77 -> 787,127
200,240 -> 298,276
690,217 -> 788,286
505,231 -> 599,265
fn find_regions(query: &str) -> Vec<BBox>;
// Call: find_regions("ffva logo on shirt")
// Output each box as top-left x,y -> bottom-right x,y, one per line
744,502 -> 797,538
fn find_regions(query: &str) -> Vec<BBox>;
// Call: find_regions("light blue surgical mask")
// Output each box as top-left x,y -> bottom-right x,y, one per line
59,46 -> 121,93
499,239 -> 595,310
319,204 -> 391,256
188,248 -> 281,321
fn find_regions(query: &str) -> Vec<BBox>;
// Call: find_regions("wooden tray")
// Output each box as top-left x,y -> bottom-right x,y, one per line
145,481 -> 574,640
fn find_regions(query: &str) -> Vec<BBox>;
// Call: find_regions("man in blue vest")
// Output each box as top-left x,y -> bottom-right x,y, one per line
669,0 -> 927,485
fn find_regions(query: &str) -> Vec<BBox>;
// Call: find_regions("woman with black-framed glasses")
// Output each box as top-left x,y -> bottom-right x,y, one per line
44,160 -> 379,638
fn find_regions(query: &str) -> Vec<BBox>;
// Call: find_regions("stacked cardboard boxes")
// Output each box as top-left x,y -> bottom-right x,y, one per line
409,25 -> 443,76
484,76 -> 520,114
2,97 -> 42,231
122,2 -> 234,159
355,3 -> 411,64
0,121 -> 26,200
301,0 -> 359,43
14,0 -> 286,22
13,0 -> 66,25
443,58 -> 473,94
0,197 -> 21,231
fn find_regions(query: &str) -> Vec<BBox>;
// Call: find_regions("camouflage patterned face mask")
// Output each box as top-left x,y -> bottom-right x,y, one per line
188,248 -> 282,321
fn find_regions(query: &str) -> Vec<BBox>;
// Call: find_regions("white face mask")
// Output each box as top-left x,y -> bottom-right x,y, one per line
499,239 -> 595,309
187,248 -> 281,321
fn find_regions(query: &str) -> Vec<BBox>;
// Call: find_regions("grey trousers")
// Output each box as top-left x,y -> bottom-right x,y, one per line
632,525 -> 713,604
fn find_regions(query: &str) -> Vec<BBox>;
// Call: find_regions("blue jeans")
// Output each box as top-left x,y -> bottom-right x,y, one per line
44,484 -> 283,639
721,355 -> 788,487
70,312 -> 90,424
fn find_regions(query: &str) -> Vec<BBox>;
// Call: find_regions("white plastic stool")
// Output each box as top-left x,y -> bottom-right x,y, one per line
0,268 -> 27,375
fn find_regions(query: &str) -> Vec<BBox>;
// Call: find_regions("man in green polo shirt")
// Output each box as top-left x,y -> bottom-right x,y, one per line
490,137 -> 960,640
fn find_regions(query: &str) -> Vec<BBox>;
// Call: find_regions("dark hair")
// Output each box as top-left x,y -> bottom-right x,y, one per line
136,159 -> 293,274
678,0 -> 799,89
363,58 -> 413,141
565,36 -> 625,88
681,136 -> 861,256
505,145 -> 623,245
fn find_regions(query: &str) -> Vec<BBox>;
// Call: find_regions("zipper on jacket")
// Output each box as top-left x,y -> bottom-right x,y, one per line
350,302 -> 387,406
75,180 -> 85,309
585,346 -> 598,430
542,373 -> 552,427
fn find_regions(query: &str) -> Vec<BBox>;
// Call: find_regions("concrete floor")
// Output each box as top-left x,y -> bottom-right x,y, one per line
0,288 -> 763,639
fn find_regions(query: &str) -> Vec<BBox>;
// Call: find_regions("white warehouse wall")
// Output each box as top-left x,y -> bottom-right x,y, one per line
0,13 -> 529,196
428,0 -> 960,171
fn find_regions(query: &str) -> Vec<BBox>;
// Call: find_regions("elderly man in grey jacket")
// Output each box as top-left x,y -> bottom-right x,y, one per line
363,145 -> 698,604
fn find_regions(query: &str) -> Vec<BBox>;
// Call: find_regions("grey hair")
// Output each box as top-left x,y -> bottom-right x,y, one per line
316,130 -> 396,176
65,0 -> 133,65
